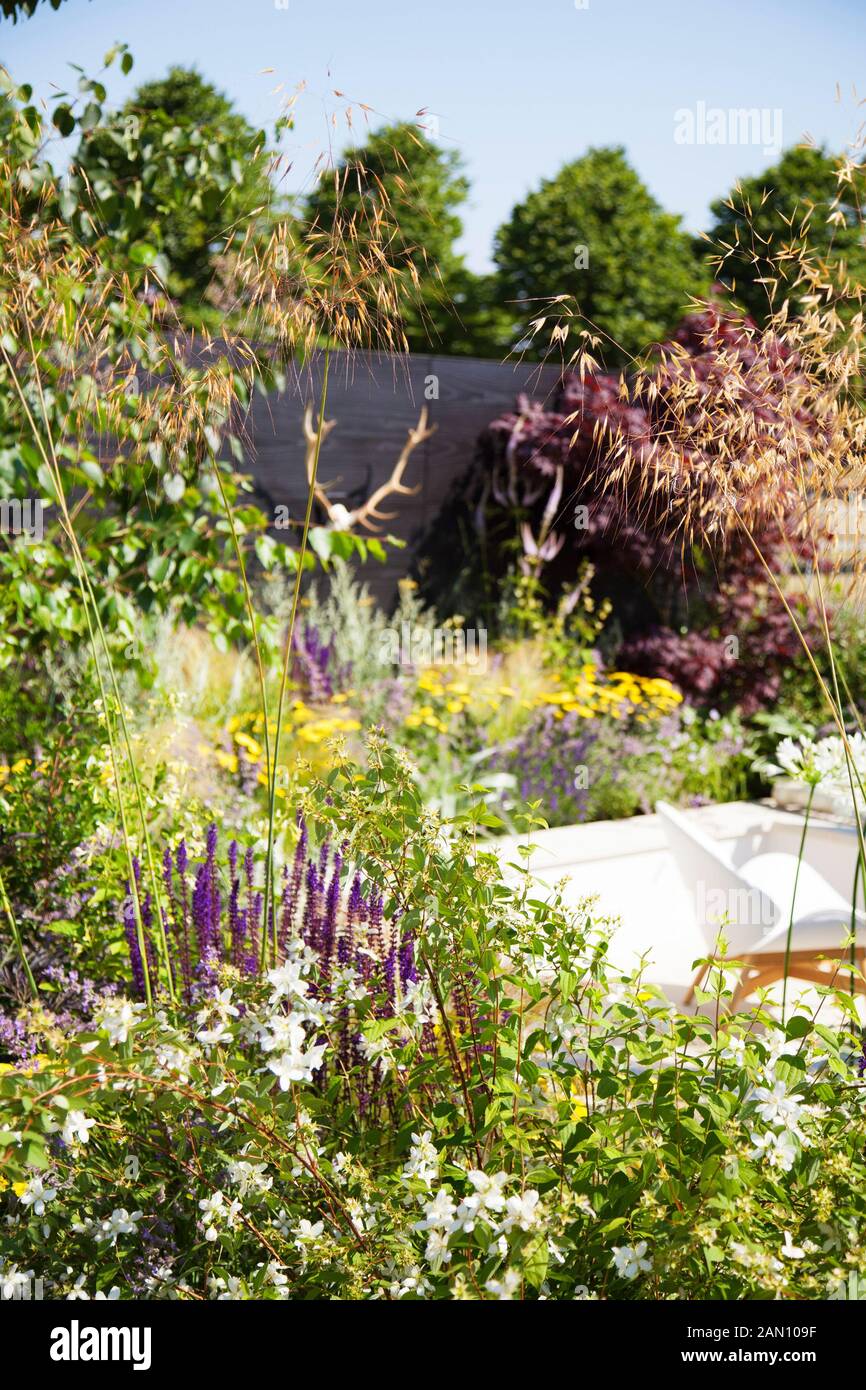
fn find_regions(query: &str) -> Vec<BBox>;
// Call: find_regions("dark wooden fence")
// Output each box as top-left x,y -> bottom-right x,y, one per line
244,351 -> 562,604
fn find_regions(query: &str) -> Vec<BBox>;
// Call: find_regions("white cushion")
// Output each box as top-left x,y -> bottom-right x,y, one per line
738,852 -> 852,925
738,852 -> 864,952
656,802 -> 864,957
754,910 -> 865,954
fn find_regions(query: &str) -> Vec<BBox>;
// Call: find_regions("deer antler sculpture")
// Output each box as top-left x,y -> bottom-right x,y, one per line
302,404 -> 435,533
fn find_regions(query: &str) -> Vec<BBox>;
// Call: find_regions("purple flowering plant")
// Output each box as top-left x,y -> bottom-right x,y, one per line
486,703 -> 754,830
121,811 -> 435,1118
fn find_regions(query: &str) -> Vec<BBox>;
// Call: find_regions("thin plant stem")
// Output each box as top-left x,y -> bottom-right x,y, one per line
736,516 -> 866,847
76,559 -> 175,1003
0,865 -> 37,999
850,851 -> 862,1002
72,579 -> 156,1010
782,782 -> 814,1021
26,322 -> 176,1000
212,464 -> 273,798
0,338 -> 164,1005
262,347 -> 331,966
796,517 -> 866,997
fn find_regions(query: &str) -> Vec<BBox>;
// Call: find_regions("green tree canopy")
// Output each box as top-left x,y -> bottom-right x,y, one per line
304,120 -> 509,355
493,146 -> 707,365
705,145 -> 866,325
1,0 -> 70,17
74,66 -> 277,322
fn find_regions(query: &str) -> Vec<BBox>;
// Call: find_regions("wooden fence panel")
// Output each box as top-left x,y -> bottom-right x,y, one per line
243,350 -> 562,605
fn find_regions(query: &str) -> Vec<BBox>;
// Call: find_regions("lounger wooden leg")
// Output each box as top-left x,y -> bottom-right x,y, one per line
729,949 -> 866,1008
731,962 -> 780,1009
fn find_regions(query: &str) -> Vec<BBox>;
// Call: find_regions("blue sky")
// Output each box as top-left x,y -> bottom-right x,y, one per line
2,0 -> 864,270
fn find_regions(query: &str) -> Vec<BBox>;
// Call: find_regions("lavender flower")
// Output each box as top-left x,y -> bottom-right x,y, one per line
292,623 -> 335,702
118,824 -> 433,1118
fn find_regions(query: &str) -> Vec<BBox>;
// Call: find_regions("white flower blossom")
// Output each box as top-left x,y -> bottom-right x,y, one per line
61,1110 -> 96,1147
94,1208 -> 143,1245
781,1231 -> 806,1259
293,1219 -> 324,1260
209,1274 -> 246,1300
273,1209 -> 292,1237
357,1031 -> 401,1076
259,1013 -> 302,1053
266,960 -> 310,1003
18,1177 -> 57,1217
154,1043 -> 194,1081
266,1021 -> 327,1088
199,1192 -> 225,1230
414,1189 -> 457,1232
498,1189 -> 540,1234
453,1170 -> 508,1232
330,965 -> 369,1003
226,1160 -> 273,1199
1,1264 -> 35,1300
424,1228 -> 452,1269
206,988 -> 241,1024
93,998 -> 143,1045
753,1079 -> 805,1131
400,977 -> 435,1024
485,1268 -> 522,1299
719,1034 -> 747,1065
329,1152 -> 350,1185
388,1264 -> 431,1299
403,1130 -> 439,1187
749,1129 -> 797,1172
261,1260 -> 290,1298
611,1241 -> 652,1280
198,1190 -> 241,1241
196,1021 -> 231,1049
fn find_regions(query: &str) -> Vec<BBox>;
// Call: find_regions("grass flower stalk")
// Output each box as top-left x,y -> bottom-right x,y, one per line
0,864 -> 36,999
0,336 -> 168,1007
262,348 -> 332,966
212,461 -> 273,803
782,783 -> 814,1020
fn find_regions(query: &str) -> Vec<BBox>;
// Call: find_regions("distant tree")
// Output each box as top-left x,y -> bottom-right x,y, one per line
74,67 -> 277,321
442,268 -> 518,358
1,0 -> 70,17
493,146 -> 707,366
705,145 -> 866,325
304,121 -> 505,356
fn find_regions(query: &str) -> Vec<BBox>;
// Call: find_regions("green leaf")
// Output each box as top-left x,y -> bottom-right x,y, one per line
146,554 -> 172,584
23,1140 -> 49,1170
129,243 -> 158,267
254,533 -> 278,569
35,464 -> 59,503
522,1234 -> 549,1288
309,527 -> 334,565
786,1014 -> 812,1039
52,104 -> 75,137
525,1166 -> 559,1186
77,459 -> 105,489
79,102 -> 102,131
559,968 -> 578,999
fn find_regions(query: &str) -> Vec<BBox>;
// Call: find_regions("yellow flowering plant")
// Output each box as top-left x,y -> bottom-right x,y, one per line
404,655 -> 682,744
